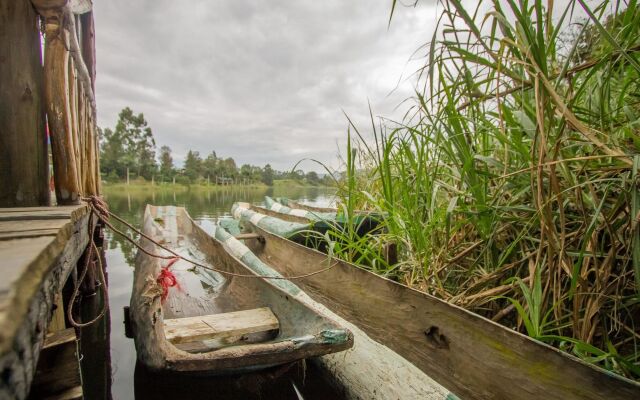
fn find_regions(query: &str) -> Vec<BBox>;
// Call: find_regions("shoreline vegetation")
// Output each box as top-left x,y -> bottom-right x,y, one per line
102,178 -> 332,192
321,0 -> 640,381
99,107 -> 335,189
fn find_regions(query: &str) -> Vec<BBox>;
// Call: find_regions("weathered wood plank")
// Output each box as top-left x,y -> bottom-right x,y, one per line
0,206 -> 81,214
27,328 -> 83,400
0,219 -> 70,234
47,292 -> 66,333
0,230 -> 60,240
164,307 -> 279,345
0,205 -> 87,222
0,0 -> 50,207
234,233 -> 262,240
0,205 -> 91,399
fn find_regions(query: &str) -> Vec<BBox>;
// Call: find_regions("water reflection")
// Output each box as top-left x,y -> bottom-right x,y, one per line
134,361 -> 345,400
102,185 -> 336,399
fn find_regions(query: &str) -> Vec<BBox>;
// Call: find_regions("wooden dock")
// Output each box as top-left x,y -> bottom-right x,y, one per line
0,205 -> 94,399
1,0 -> 102,396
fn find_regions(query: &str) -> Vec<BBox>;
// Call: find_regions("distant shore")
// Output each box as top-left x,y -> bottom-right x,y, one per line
102,179 -> 332,192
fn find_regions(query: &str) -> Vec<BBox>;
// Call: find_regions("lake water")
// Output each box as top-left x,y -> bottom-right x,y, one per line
98,185 -> 341,399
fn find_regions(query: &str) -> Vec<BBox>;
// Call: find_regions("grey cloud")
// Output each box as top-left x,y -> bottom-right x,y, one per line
95,0 -> 437,171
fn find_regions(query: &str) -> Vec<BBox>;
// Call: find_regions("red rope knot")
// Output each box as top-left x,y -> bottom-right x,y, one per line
157,257 -> 180,302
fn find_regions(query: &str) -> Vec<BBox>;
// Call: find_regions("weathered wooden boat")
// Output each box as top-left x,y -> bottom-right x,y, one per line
276,197 -> 337,213
217,209 -> 454,399
264,196 -> 336,220
263,196 -> 383,237
230,202 -> 640,400
130,205 -> 353,374
232,201 -> 395,263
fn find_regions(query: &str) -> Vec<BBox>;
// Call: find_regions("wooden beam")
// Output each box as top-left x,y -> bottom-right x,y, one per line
47,292 -> 66,333
0,0 -> 50,207
27,328 -> 83,400
164,307 -> 279,345
39,5 -> 81,205
79,11 -> 95,91
234,233 -> 263,241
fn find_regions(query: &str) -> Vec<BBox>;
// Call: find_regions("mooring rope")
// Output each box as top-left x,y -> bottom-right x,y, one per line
67,211 -> 109,329
81,196 -> 339,281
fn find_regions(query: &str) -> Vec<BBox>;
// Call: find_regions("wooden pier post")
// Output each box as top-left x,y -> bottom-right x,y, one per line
32,0 -> 100,205
0,0 -> 50,207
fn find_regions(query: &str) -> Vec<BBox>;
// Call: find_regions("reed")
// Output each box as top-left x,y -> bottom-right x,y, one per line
328,0 -> 640,379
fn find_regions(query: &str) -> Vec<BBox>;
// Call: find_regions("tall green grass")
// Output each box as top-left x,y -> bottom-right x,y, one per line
329,0 -> 640,379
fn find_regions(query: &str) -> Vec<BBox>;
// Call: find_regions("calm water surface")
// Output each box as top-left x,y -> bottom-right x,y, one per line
101,185 -> 340,399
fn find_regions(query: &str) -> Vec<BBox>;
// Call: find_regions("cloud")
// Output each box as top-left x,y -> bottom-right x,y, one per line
94,0 -> 438,171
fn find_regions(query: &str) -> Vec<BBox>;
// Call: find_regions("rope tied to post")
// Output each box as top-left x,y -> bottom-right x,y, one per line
80,195 -> 340,283
67,209 -> 109,329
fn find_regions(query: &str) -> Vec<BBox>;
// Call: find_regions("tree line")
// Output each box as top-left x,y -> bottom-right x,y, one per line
99,107 -> 332,186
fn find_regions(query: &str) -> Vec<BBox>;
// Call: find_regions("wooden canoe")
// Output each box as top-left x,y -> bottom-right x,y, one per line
231,203 -> 640,400
130,205 -> 353,374
263,196 -> 384,237
264,196 -> 336,220
276,197 -> 337,213
220,209 -> 455,399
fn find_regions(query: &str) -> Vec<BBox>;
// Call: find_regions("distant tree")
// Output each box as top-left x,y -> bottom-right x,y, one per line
305,171 -> 320,185
220,157 -> 238,181
99,107 -> 157,180
159,145 -> 174,181
203,151 -> 218,181
116,107 -> 156,179
184,150 -> 203,182
100,127 -> 126,178
261,164 -> 274,185
321,173 -> 335,186
240,164 -> 252,183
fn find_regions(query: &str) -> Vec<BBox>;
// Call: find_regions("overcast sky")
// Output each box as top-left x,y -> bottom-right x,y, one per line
93,1 -> 438,172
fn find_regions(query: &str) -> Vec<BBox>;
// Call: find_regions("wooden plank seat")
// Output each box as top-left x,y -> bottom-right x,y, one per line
164,307 -> 279,353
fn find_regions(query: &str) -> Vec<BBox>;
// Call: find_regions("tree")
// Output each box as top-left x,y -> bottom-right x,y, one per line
305,171 -> 320,185
159,145 -> 174,181
116,107 -> 156,179
183,150 -> 203,182
99,107 -> 157,180
261,164 -> 274,185
240,164 -> 253,183
203,151 -> 218,181
99,127 -> 126,178
220,157 -> 238,181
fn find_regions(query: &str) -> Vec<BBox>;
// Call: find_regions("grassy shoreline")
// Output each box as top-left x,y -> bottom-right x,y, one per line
102,180 -> 332,193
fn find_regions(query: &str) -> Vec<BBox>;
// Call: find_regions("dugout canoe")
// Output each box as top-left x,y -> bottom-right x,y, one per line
230,202 -> 640,400
263,196 -> 384,237
217,211 -> 455,399
276,197 -> 337,213
129,205 -> 353,374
